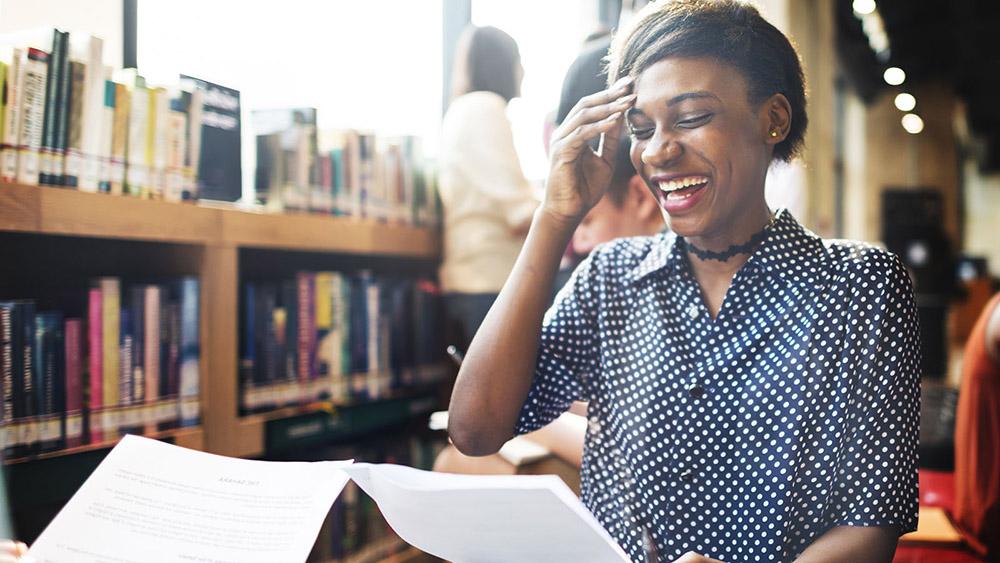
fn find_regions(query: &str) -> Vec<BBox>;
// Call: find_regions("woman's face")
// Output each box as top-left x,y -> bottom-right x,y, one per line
626,56 -> 774,240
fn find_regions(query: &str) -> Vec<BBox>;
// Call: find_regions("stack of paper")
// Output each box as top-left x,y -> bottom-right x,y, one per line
27,436 -> 629,563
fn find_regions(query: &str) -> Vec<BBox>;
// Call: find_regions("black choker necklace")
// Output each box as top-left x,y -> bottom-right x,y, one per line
683,215 -> 776,262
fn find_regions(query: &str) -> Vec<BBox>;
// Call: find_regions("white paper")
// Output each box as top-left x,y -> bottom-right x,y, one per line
343,463 -> 630,563
28,435 -> 352,563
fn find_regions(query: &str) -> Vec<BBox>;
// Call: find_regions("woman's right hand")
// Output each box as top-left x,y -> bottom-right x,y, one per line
543,76 -> 636,229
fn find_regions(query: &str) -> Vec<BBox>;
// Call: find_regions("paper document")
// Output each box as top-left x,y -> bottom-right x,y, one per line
343,463 -> 631,563
28,435 -> 351,563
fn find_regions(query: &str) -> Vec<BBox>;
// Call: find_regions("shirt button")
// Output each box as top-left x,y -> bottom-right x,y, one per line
588,418 -> 601,433
679,468 -> 694,483
687,304 -> 699,319
687,384 -> 705,399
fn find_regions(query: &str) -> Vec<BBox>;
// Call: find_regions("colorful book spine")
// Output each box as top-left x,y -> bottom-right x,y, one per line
177,277 -> 199,427
87,287 -> 102,443
97,78 -> 114,193
127,286 -> 145,407
109,81 -> 128,195
38,30 -> 66,186
314,273 -> 333,402
0,304 -> 13,452
296,272 -> 315,391
64,318 -> 83,448
125,79 -> 149,196
14,302 -> 37,455
149,87 -> 168,199
74,34 -> 104,193
143,285 -> 160,433
0,60 -> 6,173
33,311 -> 64,451
16,47 -> 49,186
118,309 -> 133,434
62,59 -> 85,187
0,48 -> 23,182
51,30 -> 71,186
97,277 -> 119,441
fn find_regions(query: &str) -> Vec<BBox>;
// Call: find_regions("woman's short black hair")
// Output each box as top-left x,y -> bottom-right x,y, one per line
608,0 -> 808,162
450,25 -> 521,103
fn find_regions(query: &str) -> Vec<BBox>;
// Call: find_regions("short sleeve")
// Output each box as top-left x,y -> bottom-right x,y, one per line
514,251 -> 602,434
830,253 -> 921,534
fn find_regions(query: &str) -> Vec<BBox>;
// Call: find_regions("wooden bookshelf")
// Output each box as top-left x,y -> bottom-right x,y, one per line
0,182 -> 443,464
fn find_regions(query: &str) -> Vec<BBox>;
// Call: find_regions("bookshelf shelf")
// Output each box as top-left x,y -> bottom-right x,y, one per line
3,427 -> 204,466
234,390 -> 443,458
0,183 -> 440,258
220,209 -> 440,257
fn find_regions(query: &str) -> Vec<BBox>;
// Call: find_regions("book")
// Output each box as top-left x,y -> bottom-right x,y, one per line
0,304 -> 14,452
15,47 -> 48,186
148,87 -> 168,198
96,277 -> 120,441
143,285 -> 161,434
33,311 -> 64,452
120,70 -> 149,197
176,277 -> 199,427
179,75 -> 241,202
68,33 -> 105,192
38,29 -> 67,187
87,287 -> 102,443
62,59 -> 85,187
97,77 -> 114,193
109,80 -> 128,195
64,317 -> 84,448
0,48 -> 23,183
253,107 -> 317,210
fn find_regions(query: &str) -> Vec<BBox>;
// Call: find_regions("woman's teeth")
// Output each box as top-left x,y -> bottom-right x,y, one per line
657,176 -> 709,199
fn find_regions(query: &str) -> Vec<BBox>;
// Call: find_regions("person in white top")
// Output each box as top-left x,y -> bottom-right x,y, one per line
438,25 -> 539,350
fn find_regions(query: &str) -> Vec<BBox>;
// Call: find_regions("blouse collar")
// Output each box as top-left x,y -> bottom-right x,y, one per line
625,209 -> 831,289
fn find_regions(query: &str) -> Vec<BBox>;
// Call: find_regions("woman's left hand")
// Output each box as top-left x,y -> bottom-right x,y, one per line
0,539 -> 30,563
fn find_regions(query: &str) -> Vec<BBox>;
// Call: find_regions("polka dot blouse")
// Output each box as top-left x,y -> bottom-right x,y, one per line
516,210 -> 920,562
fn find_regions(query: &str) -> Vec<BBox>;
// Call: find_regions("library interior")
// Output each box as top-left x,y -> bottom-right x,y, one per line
0,0 -> 999,561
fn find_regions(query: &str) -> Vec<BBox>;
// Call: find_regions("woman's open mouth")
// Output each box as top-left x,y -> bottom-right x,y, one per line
655,175 -> 710,213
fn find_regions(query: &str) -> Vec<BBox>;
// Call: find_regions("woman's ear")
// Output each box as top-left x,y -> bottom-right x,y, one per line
763,93 -> 792,146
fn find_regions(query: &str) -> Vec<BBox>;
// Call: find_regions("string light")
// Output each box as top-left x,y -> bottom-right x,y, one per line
883,67 -> 906,86
852,0 -> 877,15
894,93 -> 916,112
901,113 -> 924,134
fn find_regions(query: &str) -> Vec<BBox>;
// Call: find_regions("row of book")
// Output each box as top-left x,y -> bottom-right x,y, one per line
254,109 -> 442,227
0,27 -> 243,202
0,277 -> 200,459
301,429 -> 446,562
240,273 -> 445,414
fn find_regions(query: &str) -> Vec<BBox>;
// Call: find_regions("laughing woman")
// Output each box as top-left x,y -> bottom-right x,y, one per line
447,1 -> 920,562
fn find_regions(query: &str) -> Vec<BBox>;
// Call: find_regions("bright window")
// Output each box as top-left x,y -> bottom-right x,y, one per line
472,0 -> 601,182
137,0 -> 444,200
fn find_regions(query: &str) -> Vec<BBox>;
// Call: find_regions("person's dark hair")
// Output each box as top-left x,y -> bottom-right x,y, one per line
557,37 -> 636,207
450,25 -> 521,103
608,0 -> 807,162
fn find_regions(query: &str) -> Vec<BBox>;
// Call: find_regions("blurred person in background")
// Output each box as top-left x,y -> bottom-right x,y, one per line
436,22 -> 664,478
953,291 -> 1000,559
438,25 -> 539,352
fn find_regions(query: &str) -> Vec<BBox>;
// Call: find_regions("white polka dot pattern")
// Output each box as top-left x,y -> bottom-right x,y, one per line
516,210 -> 920,562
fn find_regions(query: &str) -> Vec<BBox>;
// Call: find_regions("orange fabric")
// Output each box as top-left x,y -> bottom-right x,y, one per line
954,293 -> 1000,559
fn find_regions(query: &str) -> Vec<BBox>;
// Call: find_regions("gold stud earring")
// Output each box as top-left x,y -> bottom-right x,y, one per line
769,130 -> 779,138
